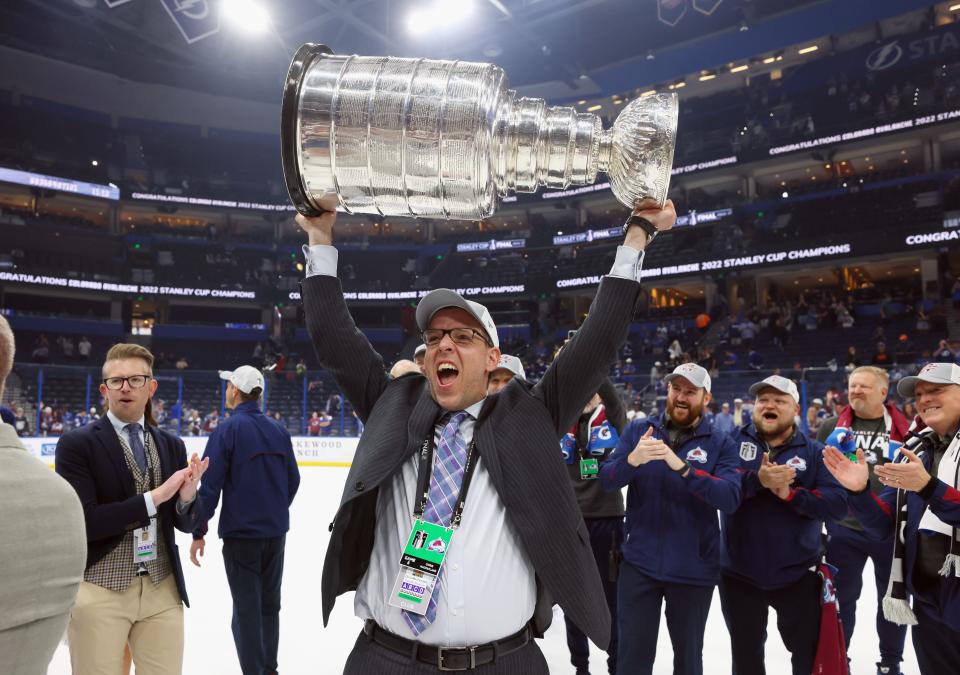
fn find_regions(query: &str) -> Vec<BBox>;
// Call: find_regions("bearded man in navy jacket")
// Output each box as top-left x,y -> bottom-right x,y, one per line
721,375 -> 847,675
601,363 -> 740,675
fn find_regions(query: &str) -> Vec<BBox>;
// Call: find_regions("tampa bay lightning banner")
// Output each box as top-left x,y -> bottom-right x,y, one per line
159,0 -> 220,44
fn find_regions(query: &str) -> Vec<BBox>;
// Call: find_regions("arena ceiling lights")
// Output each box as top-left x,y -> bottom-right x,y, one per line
221,0 -> 270,35
406,0 -> 474,37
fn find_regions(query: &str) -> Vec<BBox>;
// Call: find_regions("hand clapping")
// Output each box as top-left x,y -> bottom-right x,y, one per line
874,449 -> 931,492
178,453 -> 209,503
822,446 -> 869,492
758,453 -> 795,500
627,426 -> 685,472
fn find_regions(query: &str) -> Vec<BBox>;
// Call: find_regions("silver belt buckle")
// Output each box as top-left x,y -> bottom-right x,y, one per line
436,645 -> 477,671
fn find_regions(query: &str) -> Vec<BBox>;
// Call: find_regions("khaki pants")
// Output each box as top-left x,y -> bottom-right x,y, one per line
68,576 -> 183,675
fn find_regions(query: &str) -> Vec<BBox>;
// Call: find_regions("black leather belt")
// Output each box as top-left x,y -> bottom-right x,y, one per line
363,619 -> 531,671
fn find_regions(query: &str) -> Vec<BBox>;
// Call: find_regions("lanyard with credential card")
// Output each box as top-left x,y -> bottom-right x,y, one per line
389,432 -> 479,615
131,439 -> 158,564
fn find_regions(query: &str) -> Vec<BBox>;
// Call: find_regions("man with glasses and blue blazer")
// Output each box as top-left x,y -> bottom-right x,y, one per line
56,343 -> 208,675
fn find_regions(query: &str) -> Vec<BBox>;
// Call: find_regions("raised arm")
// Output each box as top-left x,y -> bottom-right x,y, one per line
297,212 -> 390,422
536,200 -> 675,436
598,378 -> 627,434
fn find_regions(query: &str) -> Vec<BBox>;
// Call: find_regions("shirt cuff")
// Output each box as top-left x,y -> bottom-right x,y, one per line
607,246 -> 645,282
144,492 -> 157,518
302,244 -> 338,278
176,496 -> 196,514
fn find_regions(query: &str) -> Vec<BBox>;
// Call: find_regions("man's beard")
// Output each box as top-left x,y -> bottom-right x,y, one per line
668,398 -> 702,426
753,411 -> 794,439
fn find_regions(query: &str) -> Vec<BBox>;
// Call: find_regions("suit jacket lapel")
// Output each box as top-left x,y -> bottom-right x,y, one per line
406,388 -> 441,455
93,419 -> 136,497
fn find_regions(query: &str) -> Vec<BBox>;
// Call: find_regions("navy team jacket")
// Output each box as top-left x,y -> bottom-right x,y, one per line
847,430 -> 960,630
600,413 -> 741,586
722,423 -> 847,590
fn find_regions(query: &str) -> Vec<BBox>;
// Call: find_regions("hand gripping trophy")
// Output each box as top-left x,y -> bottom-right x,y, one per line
281,44 -> 678,220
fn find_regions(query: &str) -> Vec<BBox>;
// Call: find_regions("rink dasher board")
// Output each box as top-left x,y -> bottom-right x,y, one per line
19,435 -> 360,468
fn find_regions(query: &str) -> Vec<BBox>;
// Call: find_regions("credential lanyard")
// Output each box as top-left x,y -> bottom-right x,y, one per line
413,432 -> 479,530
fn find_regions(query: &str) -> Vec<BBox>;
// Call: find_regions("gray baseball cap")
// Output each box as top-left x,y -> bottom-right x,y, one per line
664,363 -> 712,393
416,289 -> 499,348
897,362 -> 960,397
492,354 -> 526,382
413,343 -> 427,358
749,375 -> 800,403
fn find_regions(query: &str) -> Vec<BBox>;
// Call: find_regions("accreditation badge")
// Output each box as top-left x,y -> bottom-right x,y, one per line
388,519 -> 454,616
579,457 -> 599,480
133,518 -> 158,563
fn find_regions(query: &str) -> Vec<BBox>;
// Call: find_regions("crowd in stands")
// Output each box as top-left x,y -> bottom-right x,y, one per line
9,278 -> 959,439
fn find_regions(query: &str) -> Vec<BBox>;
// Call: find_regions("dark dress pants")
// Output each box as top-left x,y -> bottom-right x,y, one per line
222,535 -> 286,675
912,604 -> 960,675
563,517 -> 622,674
617,561 -> 713,675
719,571 -> 821,675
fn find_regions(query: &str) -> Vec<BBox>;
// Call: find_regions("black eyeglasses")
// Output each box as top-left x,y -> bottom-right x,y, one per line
422,327 -> 491,348
103,375 -> 152,390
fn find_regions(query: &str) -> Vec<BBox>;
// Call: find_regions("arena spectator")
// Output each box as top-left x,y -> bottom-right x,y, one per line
78,336 -> 92,361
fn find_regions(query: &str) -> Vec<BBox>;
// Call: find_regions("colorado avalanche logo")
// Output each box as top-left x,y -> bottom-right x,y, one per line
821,577 -> 837,604
560,434 -> 576,464
686,447 -> 708,463
785,456 -> 807,472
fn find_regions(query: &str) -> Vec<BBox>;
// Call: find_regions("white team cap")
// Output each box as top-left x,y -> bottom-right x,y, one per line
749,375 -> 800,403
664,363 -> 712,393
897,362 -> 960,397
493,354 -> 526,382
219,365 -> 264,394
416,289 -> 499,348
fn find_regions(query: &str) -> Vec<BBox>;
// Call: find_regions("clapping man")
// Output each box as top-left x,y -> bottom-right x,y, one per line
56,343 -> 207,674
824,363 -> 960,674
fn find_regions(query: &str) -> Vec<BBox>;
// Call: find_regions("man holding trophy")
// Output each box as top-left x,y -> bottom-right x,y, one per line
282,43 -> 679,673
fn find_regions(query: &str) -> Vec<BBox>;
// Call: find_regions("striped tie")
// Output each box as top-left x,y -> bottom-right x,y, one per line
403,411 -> 469,635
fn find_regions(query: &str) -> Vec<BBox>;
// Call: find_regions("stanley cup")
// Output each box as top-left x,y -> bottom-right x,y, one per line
281,43 -> 678,220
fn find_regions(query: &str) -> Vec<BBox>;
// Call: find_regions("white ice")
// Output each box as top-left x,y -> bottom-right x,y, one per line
48,466 -> 918,674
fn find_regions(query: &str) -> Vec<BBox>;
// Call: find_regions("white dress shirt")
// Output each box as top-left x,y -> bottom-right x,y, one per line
303,239 -> 645,646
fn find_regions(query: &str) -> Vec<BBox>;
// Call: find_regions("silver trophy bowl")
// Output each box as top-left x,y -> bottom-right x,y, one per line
281,44 -> 677,219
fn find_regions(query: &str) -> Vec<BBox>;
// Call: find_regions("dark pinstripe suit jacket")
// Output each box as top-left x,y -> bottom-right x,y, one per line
303,274 -> 641,649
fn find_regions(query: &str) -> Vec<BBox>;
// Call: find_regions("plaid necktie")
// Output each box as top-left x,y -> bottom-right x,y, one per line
125,423 -> 147,473
403,411 -> 469,636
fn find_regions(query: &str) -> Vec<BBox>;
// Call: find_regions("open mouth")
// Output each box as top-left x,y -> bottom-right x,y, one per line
762,411 -> 778,422
437,362 -> 459,388
921,405 -> 941,414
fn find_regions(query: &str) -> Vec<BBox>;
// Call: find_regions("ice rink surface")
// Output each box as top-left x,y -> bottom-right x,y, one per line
49,466 -> 918,674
